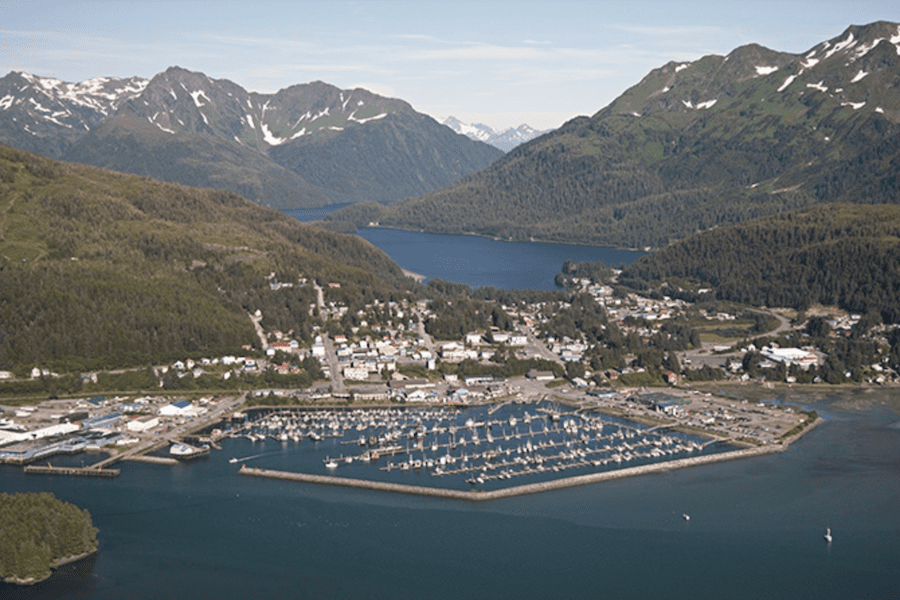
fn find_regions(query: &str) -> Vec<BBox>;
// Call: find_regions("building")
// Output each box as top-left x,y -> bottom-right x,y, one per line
127,416 -> 159,432
159,400 -> 192,416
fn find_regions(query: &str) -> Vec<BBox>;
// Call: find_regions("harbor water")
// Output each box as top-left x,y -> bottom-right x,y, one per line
1,389 -> 898,599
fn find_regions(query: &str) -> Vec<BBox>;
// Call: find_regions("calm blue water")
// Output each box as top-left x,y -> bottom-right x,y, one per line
2,392 -> 899,599
283,206 -> 645,290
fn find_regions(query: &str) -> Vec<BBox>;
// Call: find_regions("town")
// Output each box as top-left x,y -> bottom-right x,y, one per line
3,264 -> 873,477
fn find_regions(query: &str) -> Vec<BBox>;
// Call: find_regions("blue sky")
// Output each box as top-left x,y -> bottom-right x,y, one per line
2,1 -> 898,130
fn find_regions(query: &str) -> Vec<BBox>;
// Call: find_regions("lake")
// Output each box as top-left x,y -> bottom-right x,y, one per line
1,388 -> 898,599
283,207 -> 646,290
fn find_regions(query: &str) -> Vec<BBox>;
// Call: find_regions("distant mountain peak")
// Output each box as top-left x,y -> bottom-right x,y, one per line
442,116 -> 550,151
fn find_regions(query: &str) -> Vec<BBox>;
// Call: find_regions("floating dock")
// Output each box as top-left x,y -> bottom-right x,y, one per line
239,443 -> 783,501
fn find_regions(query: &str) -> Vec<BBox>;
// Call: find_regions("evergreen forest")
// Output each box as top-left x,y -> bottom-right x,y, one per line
0,492 -> 98,585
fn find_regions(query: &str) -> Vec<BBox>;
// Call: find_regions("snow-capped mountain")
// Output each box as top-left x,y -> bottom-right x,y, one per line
443,116 -> 549,152
0,67 -> 503,208
0,72 -> 147,156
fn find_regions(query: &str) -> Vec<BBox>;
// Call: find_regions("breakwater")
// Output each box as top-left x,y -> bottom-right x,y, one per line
124,455 -> 179,465
24,465 -> 120,478
239,442 -> 784,501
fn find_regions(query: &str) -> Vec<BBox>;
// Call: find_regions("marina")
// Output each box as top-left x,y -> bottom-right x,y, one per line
222,399 -> 748,494
1,386 -> 895,600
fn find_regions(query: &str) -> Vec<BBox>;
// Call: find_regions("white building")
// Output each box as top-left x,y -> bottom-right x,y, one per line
127,416 -> 160,432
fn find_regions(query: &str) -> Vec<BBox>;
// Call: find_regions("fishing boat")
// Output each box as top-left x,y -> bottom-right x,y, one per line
824,527 -> 832,543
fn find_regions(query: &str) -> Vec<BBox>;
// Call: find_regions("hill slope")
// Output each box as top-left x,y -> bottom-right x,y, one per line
0,144 -> 416,371
354,21 -> 900,248
620,204 -> 900,322
0,67 -> 502,209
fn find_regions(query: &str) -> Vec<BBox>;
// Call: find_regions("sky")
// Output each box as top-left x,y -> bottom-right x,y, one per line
1,1 -> 898,131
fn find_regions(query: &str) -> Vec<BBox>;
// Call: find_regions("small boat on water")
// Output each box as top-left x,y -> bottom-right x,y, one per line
682,513 -> 690,521
824,527 -> 832,543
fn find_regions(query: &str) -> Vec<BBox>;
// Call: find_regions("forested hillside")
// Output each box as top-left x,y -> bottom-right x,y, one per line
0,144 -> 418,372
336,22 -> 900,249
620,204 -> 900,322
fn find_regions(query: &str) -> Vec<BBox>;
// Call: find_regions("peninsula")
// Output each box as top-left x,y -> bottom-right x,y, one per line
0,492 -> 98,585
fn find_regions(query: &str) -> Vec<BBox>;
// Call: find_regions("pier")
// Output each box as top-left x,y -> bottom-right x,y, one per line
239,443 -> 784,501
24,465 -> 120,478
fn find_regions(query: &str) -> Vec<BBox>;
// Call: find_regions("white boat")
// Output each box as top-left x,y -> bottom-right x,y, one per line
824,527 -> 832,543
682,513 -> 690,521
324,458 -> 338,469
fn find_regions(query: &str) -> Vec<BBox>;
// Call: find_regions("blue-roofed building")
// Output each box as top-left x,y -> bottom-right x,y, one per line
159,400 -> 193,416
81,412 -> 122,429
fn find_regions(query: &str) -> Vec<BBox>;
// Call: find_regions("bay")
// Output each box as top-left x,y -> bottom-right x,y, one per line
1,390 -> 898,599
283,207 -> 646,290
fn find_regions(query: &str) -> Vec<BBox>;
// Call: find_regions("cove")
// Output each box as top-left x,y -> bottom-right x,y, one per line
283,207 -> 645,290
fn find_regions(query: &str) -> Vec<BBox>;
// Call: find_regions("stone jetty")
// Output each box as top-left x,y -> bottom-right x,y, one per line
239,443 -> 783,501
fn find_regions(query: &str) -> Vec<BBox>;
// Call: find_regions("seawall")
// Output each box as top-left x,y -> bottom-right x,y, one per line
239,443 -> 784,502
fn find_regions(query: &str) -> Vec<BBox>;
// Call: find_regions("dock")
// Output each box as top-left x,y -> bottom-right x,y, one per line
123,455 -> 179,465
24,465 -> 120,478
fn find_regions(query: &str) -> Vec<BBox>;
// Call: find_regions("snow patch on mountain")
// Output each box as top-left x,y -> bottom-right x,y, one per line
190,90 -> 210,108
807,81 -> 828,92
349,112 -> 387,124
755,65 -> 778,76
777,74 -> 797,92
824,32 -> 857,60
261,122 -> 284,145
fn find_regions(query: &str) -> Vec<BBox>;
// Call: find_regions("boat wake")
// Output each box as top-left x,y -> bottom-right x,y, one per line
229,451 -> 280,464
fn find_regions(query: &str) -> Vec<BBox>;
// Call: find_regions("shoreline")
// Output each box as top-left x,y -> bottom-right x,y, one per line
239,441 -> 787,502
3,548 -> 97,586
359,223 -> 651,253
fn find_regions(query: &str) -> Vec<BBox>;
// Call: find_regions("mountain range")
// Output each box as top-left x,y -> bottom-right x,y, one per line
0,67 -> 502,209
337,21 -> 900,249
442,116 -> 549,152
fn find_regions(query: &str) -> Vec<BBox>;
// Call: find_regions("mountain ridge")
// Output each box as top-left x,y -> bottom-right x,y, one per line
344,20 -> 900,249
0,67 -> 503,209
